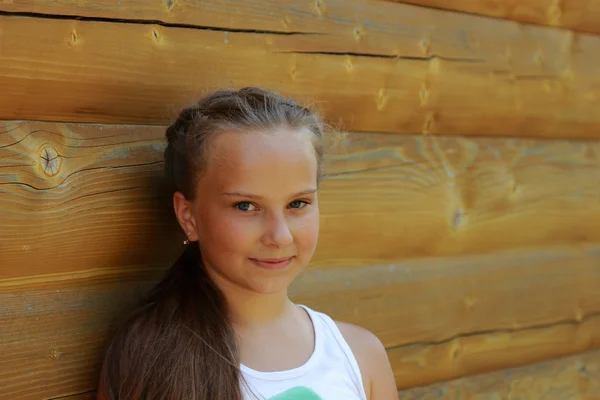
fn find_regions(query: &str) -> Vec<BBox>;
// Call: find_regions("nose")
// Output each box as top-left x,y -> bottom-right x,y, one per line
261,211 -> 293,248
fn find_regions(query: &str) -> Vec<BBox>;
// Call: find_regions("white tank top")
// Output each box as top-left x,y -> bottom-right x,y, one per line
241,305 -> 368,400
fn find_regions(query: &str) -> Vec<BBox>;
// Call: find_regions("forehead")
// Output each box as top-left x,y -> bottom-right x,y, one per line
201,127 -> 318,194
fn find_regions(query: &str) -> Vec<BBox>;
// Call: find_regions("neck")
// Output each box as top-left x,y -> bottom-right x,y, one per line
204,267 -> 296,328
228,288 -> 295,328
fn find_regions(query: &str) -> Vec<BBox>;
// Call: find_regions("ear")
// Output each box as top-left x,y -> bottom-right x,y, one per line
172,191 -> 198,242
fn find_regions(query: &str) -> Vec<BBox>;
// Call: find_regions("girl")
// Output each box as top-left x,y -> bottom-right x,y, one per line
97,87 -> 398,400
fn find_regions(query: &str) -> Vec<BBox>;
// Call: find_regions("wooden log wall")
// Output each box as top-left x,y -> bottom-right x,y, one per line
390,0 -> 600,35
1,1 -> 599,399
2,0 -> 600,139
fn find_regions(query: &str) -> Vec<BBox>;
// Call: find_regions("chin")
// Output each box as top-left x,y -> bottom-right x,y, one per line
244,261 -> 305,294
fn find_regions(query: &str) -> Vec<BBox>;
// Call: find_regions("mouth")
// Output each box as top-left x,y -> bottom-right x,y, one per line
249,256 -> 295,270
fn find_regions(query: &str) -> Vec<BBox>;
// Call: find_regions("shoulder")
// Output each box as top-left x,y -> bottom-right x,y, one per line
335,321 -> 399,400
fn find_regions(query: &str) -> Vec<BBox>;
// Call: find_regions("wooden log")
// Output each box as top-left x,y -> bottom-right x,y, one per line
0,277 -> 159,399
292,248 -> 600,388
398,348 -> 600,399
2,121 -> 600,280
52,394 -> 97,400
1,8 -> 600,138
390,0 -> 600,36
389,304 -> 600,389
4,0 -> 600,39
0,122 -> 180,281
1,121 -> 600,397
2,249 -> 600,398
20,350 -> 600,399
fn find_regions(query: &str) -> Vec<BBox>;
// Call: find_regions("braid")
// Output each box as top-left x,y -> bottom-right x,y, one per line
101,87 -> 325,400
166,105 -> 202,144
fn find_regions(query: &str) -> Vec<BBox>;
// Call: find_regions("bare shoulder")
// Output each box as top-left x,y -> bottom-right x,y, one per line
335,321 -> 399,400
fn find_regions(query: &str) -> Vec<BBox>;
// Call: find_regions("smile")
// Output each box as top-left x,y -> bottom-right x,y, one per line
249,256 -> 295,270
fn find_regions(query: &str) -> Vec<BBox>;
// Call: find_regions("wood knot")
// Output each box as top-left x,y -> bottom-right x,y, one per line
534,50 -> 544,67
313,0 -> 324,16
290,65 -> 297,80
419,83 -> 430,106
562,66 -> 573,80
511,180 -> 519,194
450,342 -> 462,362
40,146 -> 61,176
505,46 -> 513,66
165,0 -> 175,11
547,0 -> 562,25
422,111 -> 435,134
419,39 -> 431,57
51,348 -> 61,360
152,29 -> 160,43
575,308 -> 584,323
353,27 -> 363,41
428,57 -> 441,74
377,88 -> 387,111
467,33 -> 480,49
346,57 -> 354,72
463,295 -> 478,310
578,362 -> 588,375
452,207 -> 463,228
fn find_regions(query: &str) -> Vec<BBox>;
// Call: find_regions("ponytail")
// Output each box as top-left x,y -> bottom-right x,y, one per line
97,87 -> 325,399
98,243 -> 244,399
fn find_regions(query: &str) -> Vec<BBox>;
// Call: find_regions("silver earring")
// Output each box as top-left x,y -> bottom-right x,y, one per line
183,232 -> 191,245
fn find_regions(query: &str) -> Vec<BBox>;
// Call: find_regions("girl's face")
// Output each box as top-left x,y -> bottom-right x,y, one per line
188,127 -> 320,295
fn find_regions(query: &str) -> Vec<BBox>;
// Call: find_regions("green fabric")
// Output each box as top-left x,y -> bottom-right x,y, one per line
268,386 -> 323,400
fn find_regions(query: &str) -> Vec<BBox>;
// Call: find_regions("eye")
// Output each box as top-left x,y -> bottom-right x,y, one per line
234,202 -> 257,212
288,200 -> 309,209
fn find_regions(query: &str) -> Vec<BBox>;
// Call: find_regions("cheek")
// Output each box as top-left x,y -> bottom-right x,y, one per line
295,211 -> 320,252
203,212 -> 258,255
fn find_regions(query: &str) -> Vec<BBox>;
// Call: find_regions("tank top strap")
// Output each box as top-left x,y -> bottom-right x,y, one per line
298,305 -> 367,400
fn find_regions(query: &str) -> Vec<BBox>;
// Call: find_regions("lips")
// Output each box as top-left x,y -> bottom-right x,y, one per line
249,256 -> 295,270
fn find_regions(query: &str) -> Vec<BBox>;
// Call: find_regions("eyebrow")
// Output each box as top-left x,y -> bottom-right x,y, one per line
223,188 -> 317,199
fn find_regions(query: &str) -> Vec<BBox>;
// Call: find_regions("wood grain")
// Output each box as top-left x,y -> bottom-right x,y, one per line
0,122 -> 181,282
2,249 -> 600,398
2,121 -> 600,281
398,348 -> 600,399
1,8 -> 600,138
293,247 -> 600,389
4,0 -> 600,38
22,348 -> 600,399
391,0 -> 600,36
0,278 -> 159,399
390,307 -> 600,389
51,394 -> 97,400
1,121 -> 600,397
